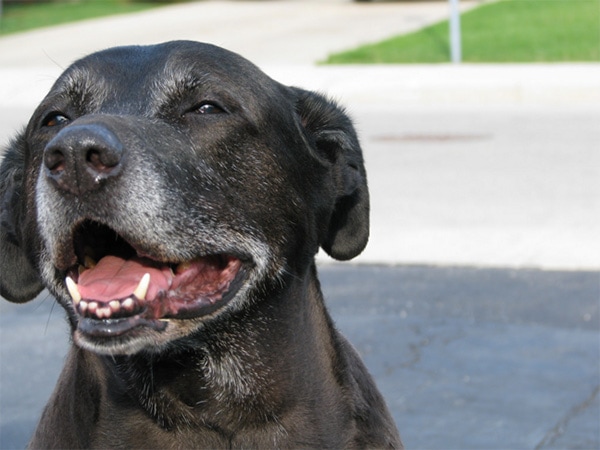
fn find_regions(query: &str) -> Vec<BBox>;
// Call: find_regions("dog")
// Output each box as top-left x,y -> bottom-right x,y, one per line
0,41 -> 402,449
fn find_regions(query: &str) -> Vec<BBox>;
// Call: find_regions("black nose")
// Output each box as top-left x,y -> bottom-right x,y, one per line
43,124 -> 124,195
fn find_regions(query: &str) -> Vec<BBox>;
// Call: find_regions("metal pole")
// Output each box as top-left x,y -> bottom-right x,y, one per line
449,0 -> 462,63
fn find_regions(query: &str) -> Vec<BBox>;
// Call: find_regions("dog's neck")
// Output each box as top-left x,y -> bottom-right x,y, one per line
97,264 -> 342,434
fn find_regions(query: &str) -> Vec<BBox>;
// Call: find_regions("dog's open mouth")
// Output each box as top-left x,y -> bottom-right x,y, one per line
63,221 -> 246,337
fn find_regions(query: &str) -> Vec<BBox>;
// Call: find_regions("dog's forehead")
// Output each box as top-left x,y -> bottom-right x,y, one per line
53,41 -> 279,108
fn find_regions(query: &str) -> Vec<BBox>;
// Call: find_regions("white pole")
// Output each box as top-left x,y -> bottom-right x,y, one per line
449,0 -> 462,63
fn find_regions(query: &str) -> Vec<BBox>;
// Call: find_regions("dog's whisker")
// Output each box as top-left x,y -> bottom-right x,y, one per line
44,296 -> 59,336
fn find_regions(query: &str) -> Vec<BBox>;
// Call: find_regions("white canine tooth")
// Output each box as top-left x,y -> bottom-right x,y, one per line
122,298 -> 135,311
65,277 -> 81,304
133,273 -> 150,300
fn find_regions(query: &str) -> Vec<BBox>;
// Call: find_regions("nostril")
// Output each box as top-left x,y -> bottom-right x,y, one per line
87,147 -> 121,174
44,148 -> 67,174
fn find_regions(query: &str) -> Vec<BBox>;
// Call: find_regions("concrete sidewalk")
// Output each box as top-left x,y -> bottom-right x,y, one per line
1,0 -> 599,270
0,0 -> 599,110
0,0 -> 483,67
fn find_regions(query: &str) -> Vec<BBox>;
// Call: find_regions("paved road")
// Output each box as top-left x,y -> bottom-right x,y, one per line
1,266 -> 598,449
0,1 -> 599,448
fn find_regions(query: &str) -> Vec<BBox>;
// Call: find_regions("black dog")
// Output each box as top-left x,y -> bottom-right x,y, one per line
0,41 -> 402,449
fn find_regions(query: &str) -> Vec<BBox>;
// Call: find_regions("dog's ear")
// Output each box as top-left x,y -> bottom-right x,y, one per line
294,89 -> 369,261
0,133 -> 44,302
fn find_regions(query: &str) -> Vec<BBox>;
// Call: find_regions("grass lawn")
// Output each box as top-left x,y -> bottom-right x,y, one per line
0,0 -> 169,36
324,0 -> 600,63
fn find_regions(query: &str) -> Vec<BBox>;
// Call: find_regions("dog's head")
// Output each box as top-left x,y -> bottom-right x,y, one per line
0,41 -> 369,355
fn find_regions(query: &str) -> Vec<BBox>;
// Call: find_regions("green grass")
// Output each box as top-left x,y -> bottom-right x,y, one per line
324,0 -> 600,63
0,0 -> 169,36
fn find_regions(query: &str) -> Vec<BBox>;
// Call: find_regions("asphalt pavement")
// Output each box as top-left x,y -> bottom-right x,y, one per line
0,1 -> 599,448
1,265 -> 598,449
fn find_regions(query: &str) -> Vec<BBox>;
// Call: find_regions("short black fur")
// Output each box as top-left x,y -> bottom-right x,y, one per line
0,41 -> 402,449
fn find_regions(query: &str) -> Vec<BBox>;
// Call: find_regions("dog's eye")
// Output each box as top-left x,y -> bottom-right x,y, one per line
43,113 -> 70,128
191,102 -> 225,115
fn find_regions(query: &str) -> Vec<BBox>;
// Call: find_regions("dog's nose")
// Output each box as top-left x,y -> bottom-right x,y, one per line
43,124 -> 124,195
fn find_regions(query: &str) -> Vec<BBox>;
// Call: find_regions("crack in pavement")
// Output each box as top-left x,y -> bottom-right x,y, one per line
399,323 -> 466,370
535,384 -> 600,449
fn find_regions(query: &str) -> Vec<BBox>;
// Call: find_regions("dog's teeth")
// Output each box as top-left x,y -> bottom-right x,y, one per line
133,273 -> 150,300
122,298 -> 135,312
65,277 -> 81,304
87,302 -> 98,315
109,300 -> 121,313
84,256 -> 97,269
80,301 -> 88,315
97,306 -> 112,319
78,265 -> 86,275
96,307 -> 106,319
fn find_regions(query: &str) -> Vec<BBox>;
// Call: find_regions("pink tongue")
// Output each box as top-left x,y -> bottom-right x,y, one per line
77,255 -> 172,302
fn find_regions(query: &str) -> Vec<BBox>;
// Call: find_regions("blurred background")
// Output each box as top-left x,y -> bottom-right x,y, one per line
0,1 -> 599,449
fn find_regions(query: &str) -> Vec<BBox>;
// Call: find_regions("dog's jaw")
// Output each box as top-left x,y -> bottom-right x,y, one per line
70,257 -> 247,355
68,256 -> 254,355
37,217 -> 274,356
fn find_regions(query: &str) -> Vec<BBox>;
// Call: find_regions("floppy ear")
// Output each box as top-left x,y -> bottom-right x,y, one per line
294,89 -> 369,261
0,133 -> 44,302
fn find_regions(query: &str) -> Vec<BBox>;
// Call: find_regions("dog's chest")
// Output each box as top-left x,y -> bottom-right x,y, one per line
92,402 -> 292,449
93,412 -> 226,449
